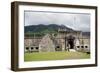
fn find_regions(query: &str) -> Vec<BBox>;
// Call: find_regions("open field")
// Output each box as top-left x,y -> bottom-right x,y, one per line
24,51 -> 90,61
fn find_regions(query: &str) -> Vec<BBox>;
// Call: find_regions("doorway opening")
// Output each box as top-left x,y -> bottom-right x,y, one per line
67,35 -> 75,49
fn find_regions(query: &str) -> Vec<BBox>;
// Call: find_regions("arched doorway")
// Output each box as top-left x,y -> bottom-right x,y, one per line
66,35 -> 75,49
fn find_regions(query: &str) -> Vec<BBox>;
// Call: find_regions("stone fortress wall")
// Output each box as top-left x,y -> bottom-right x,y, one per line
24,29 -> 90,53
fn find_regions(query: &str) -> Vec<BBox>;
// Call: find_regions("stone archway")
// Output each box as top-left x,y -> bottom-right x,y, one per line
66,35 -> 75,49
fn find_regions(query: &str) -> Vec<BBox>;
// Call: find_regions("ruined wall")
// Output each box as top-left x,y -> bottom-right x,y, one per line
39,34 -> 55,52
24,31 -> 90,52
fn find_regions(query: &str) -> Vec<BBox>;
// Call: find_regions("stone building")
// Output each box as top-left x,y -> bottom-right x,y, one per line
24,28 -> 90,53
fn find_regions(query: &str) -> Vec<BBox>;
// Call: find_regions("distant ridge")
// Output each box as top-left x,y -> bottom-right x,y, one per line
24,24 -> 90,38
25,24 -> 74,33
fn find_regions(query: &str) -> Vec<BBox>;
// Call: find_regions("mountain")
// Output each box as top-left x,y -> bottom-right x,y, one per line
24,24 -> 90,37
24,24 -> 74,34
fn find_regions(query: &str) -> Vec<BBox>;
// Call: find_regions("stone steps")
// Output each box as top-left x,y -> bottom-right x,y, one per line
69,49 -> 76,52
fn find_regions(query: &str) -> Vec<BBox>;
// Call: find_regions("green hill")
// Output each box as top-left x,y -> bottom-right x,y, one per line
25,24 -> 73,33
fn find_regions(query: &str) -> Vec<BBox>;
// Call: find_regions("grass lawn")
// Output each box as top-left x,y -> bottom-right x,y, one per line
24,51 -> 90,62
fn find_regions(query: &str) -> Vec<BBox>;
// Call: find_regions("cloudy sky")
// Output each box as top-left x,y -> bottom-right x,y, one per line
24,11 -> 90,32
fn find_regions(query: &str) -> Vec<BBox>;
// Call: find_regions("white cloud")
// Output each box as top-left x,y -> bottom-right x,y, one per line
24,11 -> 90,32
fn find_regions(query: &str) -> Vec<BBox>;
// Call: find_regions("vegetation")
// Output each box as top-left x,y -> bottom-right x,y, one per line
24,51 -> 90,61
24,24 -> 90,37
25,24 -> 73,33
